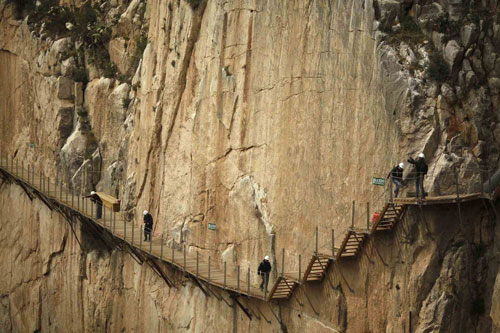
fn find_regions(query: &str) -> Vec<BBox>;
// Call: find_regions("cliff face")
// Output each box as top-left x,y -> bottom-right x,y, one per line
1,0 -> 500,332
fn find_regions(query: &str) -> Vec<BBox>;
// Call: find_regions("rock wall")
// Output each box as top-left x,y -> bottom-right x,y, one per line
1,0 -> 500,331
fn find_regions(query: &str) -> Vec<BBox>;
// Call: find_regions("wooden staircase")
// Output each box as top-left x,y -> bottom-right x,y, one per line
302,254 -> 333,283
371,202 -> 407,233
335,229 -> 369,260
268,275 -> 298,300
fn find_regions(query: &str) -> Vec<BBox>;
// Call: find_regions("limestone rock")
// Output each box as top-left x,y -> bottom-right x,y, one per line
461,23 -> 478,49
57,76 -> 74,100
443,40 -> 463,71
441,83 -> 456,104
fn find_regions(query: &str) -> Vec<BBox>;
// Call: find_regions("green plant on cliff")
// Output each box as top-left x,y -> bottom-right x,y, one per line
131,33 -> 148,72
388,14 -> 426,45
427,51 -> 450,82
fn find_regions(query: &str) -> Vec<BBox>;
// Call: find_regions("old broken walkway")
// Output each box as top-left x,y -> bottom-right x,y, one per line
0,153 -> 498,306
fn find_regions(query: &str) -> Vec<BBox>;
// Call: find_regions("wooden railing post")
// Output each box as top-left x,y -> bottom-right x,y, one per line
366,202 -> 370,232
183,244 -> 186,272
140,226 -> 143,248
196,251 -> 199,278
315,226 -> 318,255
27,164 -> 30,184
247,267 -> 250,295
352,200 -> 356,230
131,221 -> 135,245
208,256 -> 211,283
281,248 -> 285,277
47,175 -> 50,196
224,262 -> 227,288
454,166 -> 460,202
123,217 -> 126,241
21,160 -> 24,180
149,232 -> 152,254
237,265 -> 240,292
331,229 -> 335,258
390,176 -> 394,202
489,168 -> 493,197
160,233 -> 164,259
172,241 -> 175,263
298,254 -> 302,284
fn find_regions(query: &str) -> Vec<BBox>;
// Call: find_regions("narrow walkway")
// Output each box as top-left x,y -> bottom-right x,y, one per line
0,157 -> 496,304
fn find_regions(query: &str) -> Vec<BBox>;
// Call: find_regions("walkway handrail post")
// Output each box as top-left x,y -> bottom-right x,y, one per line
149,232 -> 152,254
172,241 -> 175,263
298,254 -> 302,284
183,244 -> 186,273
237,265 -> 240,292
112,210 -> 116,234
454,166 -> 460,201
65,177 -> 68,202
60,180 -> 62,201
281,248 -> 284,277
40,170 -> 42,191
208,256 -> 211,283
91,198 -> 94,217
489,168 -> 493,197
140,226 -> 143,248
28,164 -> 30,184
160,233 -> 164,259
315,226 -> 318,256
480,170 -> 485,197
131,221 -> 135,245
21,160 -> 24,180
196,251 -> 199,278
390,175 -> 394,203
123,217 -> 126,241
71,186 -> 74,208
32,165 -> 34,187
331,229 -> 335,258
264,274 -> 268,300
103,205 -> 106,226
351,200 -> 355,229
247,267 -> 250,295
47,175 -> 50,196
366,202 -> 370,232
15,158 -> 18,176
224,262 -> 227,288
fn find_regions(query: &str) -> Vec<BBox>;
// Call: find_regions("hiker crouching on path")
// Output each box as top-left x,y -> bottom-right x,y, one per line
143,210 -> 153,241
83,191 -> 103,219
408,153 -> 428,199
387,163 -> 405,198
258,256 -> 271,292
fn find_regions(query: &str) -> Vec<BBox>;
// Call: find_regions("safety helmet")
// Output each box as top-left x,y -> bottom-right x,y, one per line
90,191 -> 96,195
143,210 -> 148,215
399,162 -> 404,169
264,256 -> 269,260
418,153 -> 425,158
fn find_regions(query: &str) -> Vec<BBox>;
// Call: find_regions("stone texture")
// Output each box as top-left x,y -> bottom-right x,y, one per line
1,0 -> 500,332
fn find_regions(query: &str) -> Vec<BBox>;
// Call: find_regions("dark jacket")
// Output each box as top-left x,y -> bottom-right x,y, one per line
258,260 -> 271,275
87,193 -> 102,204
144,213 -> 153,229
387,166 -> 403,181
408,157 -> 428,175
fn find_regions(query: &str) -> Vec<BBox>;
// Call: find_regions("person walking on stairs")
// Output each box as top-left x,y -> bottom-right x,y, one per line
143,210 -> 153,241
83,191 -> 103,219
258,256 -> 272,292
408,153 -> 428,199
387,163 -> 405,198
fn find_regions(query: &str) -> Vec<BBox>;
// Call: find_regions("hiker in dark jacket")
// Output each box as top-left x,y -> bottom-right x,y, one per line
143,210 -> 153,241
387,163 -> 405,198
83,191 -> 103,219
408,153 -> 428,199
258,256 -> 272,292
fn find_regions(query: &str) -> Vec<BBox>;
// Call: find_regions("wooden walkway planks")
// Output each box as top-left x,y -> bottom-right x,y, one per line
0,155 -> 496,304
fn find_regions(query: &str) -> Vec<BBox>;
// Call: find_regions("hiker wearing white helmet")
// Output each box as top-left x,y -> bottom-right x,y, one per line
408,153 -> 428,199
387,162 -> 405,198
143,210 -> 153,241
258,256 -> 272,292
83,190 -> 103,219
